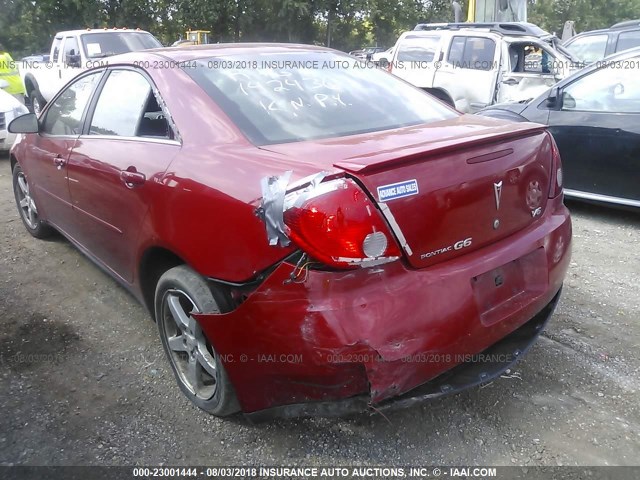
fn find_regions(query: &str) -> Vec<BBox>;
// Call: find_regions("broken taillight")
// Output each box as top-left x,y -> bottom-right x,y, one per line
283,178 -> 401,269
548,132 -> 563,198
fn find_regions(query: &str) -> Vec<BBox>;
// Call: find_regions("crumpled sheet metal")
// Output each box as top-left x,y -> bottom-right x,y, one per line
259,170 -> 328,247
260,170 -> 292,246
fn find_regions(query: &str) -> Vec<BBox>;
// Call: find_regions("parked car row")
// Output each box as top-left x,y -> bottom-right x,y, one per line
348,46 -> 386,60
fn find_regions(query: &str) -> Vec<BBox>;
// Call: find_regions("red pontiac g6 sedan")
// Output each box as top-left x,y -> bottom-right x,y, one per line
8,44 -> 571,419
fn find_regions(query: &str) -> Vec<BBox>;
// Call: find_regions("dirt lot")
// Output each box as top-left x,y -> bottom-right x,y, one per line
0,151 -> 638,467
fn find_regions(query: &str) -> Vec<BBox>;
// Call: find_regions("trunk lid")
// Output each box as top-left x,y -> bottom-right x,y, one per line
262,116 -> 553,268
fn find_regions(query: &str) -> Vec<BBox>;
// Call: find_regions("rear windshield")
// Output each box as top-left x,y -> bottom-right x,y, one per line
397,35 -> 441,62
185,51 -> 457,145
80,32 -> 162,58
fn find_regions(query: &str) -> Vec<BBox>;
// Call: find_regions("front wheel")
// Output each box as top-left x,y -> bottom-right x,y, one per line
155,265 -> 240,416
12,164 -> 53,238
29,88 -> 46,115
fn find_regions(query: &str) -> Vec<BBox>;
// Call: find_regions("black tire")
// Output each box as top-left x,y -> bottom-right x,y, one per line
154,265 -> 240,416
12,163 -> 54,239
29,88 -> 46,115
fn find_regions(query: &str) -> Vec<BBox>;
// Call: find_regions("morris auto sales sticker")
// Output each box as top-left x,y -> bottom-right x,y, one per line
377,179 -> 419,202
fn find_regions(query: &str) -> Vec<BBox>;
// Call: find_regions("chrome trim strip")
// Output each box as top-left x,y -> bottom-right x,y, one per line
378,202 -> 413,256
564,189 -> 640,208
77,134 -> 180,146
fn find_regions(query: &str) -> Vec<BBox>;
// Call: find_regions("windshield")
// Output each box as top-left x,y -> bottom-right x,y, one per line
80,32 -> 162,58
185,51 -> 456,145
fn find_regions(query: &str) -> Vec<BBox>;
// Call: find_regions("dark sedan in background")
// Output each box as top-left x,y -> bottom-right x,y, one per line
480,47 -> 640,209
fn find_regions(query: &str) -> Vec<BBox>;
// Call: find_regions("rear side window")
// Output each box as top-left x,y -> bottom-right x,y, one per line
564,34 -> 608,63
89,70 -> 151,137
88,69 -> 172,139
396,35 -> 441,62
51,37 -> 62,63
185,52 -> 456,145
616,30 -> 640,53
447,36 -> 496,71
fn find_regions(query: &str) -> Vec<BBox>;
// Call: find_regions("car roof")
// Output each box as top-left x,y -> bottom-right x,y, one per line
55,28 -> 153,38
398,28 -> 543,44
565,20 -> 640,41
414,22 -> 552,38
111,43 -> 336,62
610,19 -> 640,30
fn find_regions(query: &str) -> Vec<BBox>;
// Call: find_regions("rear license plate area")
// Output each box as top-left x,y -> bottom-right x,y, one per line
472,248 -> 548,326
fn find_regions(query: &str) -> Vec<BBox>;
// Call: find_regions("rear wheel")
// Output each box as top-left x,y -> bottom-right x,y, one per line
12,164 -> 53,239
155,265 -> 240,416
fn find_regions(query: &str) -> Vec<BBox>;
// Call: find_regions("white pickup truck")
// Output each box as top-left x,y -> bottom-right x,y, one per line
20,28 -> 162,113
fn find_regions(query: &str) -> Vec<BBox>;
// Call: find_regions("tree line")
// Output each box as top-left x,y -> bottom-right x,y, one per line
1,0 -> 639,58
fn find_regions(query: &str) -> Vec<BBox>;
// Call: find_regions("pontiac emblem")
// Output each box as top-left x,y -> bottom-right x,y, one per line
493,181 -> 503,211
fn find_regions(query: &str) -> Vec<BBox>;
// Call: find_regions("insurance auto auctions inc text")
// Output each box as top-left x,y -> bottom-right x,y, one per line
252,466 -> 497,478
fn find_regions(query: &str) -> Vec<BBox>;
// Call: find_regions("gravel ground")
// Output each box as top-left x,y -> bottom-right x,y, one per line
0,151 -> 639,467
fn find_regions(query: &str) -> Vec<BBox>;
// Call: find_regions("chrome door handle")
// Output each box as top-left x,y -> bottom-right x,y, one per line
53,155 -> 67,170
121,168 -> 146,188
502,78 -> 520,86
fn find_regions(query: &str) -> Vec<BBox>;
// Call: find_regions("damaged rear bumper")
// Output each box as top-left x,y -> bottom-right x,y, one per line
247,289 -> 559,421
195,200 -> 571,418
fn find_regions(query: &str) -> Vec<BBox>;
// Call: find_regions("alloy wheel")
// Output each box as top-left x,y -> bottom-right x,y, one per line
161,289 -> 218,400
16,171 -> 39,229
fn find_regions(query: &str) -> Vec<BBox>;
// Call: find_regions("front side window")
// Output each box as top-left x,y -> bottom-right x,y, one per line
564,34 -> 608,63
64,36 -> 80,67
64,37 -> 79,57
562,58 -> 640,113
185,52 -> 456,145
41,72 -> 102,135
447,36 -> 496,71
509,43 -> 555,74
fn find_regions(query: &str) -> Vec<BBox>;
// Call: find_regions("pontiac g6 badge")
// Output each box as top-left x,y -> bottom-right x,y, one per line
493,181 -> 503,210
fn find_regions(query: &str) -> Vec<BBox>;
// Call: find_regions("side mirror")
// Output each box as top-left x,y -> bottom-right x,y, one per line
377,57 -> 389,67
545,86 -> 562,109
0,79 -> 9,89
8,113 -> 39,134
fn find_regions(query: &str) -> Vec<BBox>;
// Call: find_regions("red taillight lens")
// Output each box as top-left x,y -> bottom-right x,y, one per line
283,178 -> 401,269
548,133 -> 563,198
